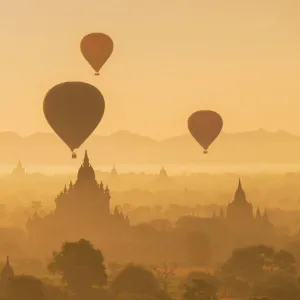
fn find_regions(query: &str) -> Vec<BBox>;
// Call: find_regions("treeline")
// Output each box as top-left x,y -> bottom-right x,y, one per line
0,239 -> 299,300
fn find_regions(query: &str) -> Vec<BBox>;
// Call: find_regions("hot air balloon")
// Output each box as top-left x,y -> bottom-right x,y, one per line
43,82 -> 105,159
80,33 -> 114,75
188,110 -> 223,154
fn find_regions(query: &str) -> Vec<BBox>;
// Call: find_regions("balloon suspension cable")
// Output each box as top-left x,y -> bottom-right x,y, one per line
72,151 -> 77,159
203,150 -> 208,154
95,72 -> 100,76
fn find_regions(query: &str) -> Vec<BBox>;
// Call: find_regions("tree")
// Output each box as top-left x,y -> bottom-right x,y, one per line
42,280 -> 69,300
115,293 -> 157,300
48,239 -> 107,294
149,219 -> 172,232
6,275 -> 44,300
151,261 -> 177,293
111,264 -> 159,296
273,250 -> 297,274
217,245 -> 296,284
216,245 -> 298,298
185,272 -> 220,293
252,271 -> 300,300
108,261 -> 123,280
218,276 -> 250,299
183,279 -> 218,300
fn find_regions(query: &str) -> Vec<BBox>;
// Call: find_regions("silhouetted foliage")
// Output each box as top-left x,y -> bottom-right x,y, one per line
216,245 -> 297,298
218,275 -> 250,298
218,245 -> 296,283
48,239 -> 107,294
185,272 -> 220,292
114,293 -> 157,300
286,241 -> 300,270
183,279 -> 218,300
151,261 -> 176,293
252,271 -> 300,300
108,261 -> 123,279
148,219 -> 172,232
42,281 -> 69,300
111,264 -> 159,296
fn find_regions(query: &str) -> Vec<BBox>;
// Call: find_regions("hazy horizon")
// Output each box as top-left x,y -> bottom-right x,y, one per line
1,0 -> 300,140
0,127 -> 299,140
5,162 -> 300,175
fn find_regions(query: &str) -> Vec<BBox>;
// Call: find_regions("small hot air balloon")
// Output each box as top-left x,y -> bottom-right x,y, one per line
188,110 -> 223,154
43,82 -> 105,158
80,33 -> 114,76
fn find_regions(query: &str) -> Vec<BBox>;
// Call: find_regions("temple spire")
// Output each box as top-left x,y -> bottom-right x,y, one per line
233,178 -> 246,203
256,208 -> 261,219
83,150 -> 89,167
105,185 -> 111,199
238,178 -> 242,190
12,160 -> 25,177
111,165 -> 118,177
263,209 -> 269,220
1,255 -> 14,281
159,165 -> 167,177
99,180 -> 104,191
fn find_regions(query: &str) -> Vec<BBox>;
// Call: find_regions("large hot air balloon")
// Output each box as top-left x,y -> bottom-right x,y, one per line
43,82 -> 105,159
188,110 -> 223,154
80,33 -> 114,76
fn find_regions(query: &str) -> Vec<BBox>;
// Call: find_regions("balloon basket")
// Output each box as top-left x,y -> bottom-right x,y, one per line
95,72 -> 99,76
203,150 -> 208,154
72,152 -> 77,159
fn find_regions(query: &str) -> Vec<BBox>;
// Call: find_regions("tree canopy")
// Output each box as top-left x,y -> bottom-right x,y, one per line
48,239 -> 107,293
111,264 -> 159,296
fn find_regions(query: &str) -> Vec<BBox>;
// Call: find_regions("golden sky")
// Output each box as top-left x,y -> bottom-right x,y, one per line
0,0 -> 300,139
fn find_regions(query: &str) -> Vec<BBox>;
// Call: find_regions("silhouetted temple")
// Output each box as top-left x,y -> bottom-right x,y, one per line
227,178 -> 253,222
213,178 -> 272,229
159,166 -> 168,178
0,256 -> 14,291
152,165 -> 171,188
111,165 -> 118,177
11,160 -> 26,178
55,151 -> 112,219
26,151 -> 129,251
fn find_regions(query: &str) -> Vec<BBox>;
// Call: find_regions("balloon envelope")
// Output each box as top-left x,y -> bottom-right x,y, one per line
80,33 -> 114,74
188,110 -> 223,152
43,82 -> 105,152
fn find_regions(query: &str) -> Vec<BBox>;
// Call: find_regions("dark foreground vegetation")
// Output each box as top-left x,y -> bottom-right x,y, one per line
0,239 -> 299,300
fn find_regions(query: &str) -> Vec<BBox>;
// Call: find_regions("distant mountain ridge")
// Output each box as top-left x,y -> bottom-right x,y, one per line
1,129 -> 300,165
